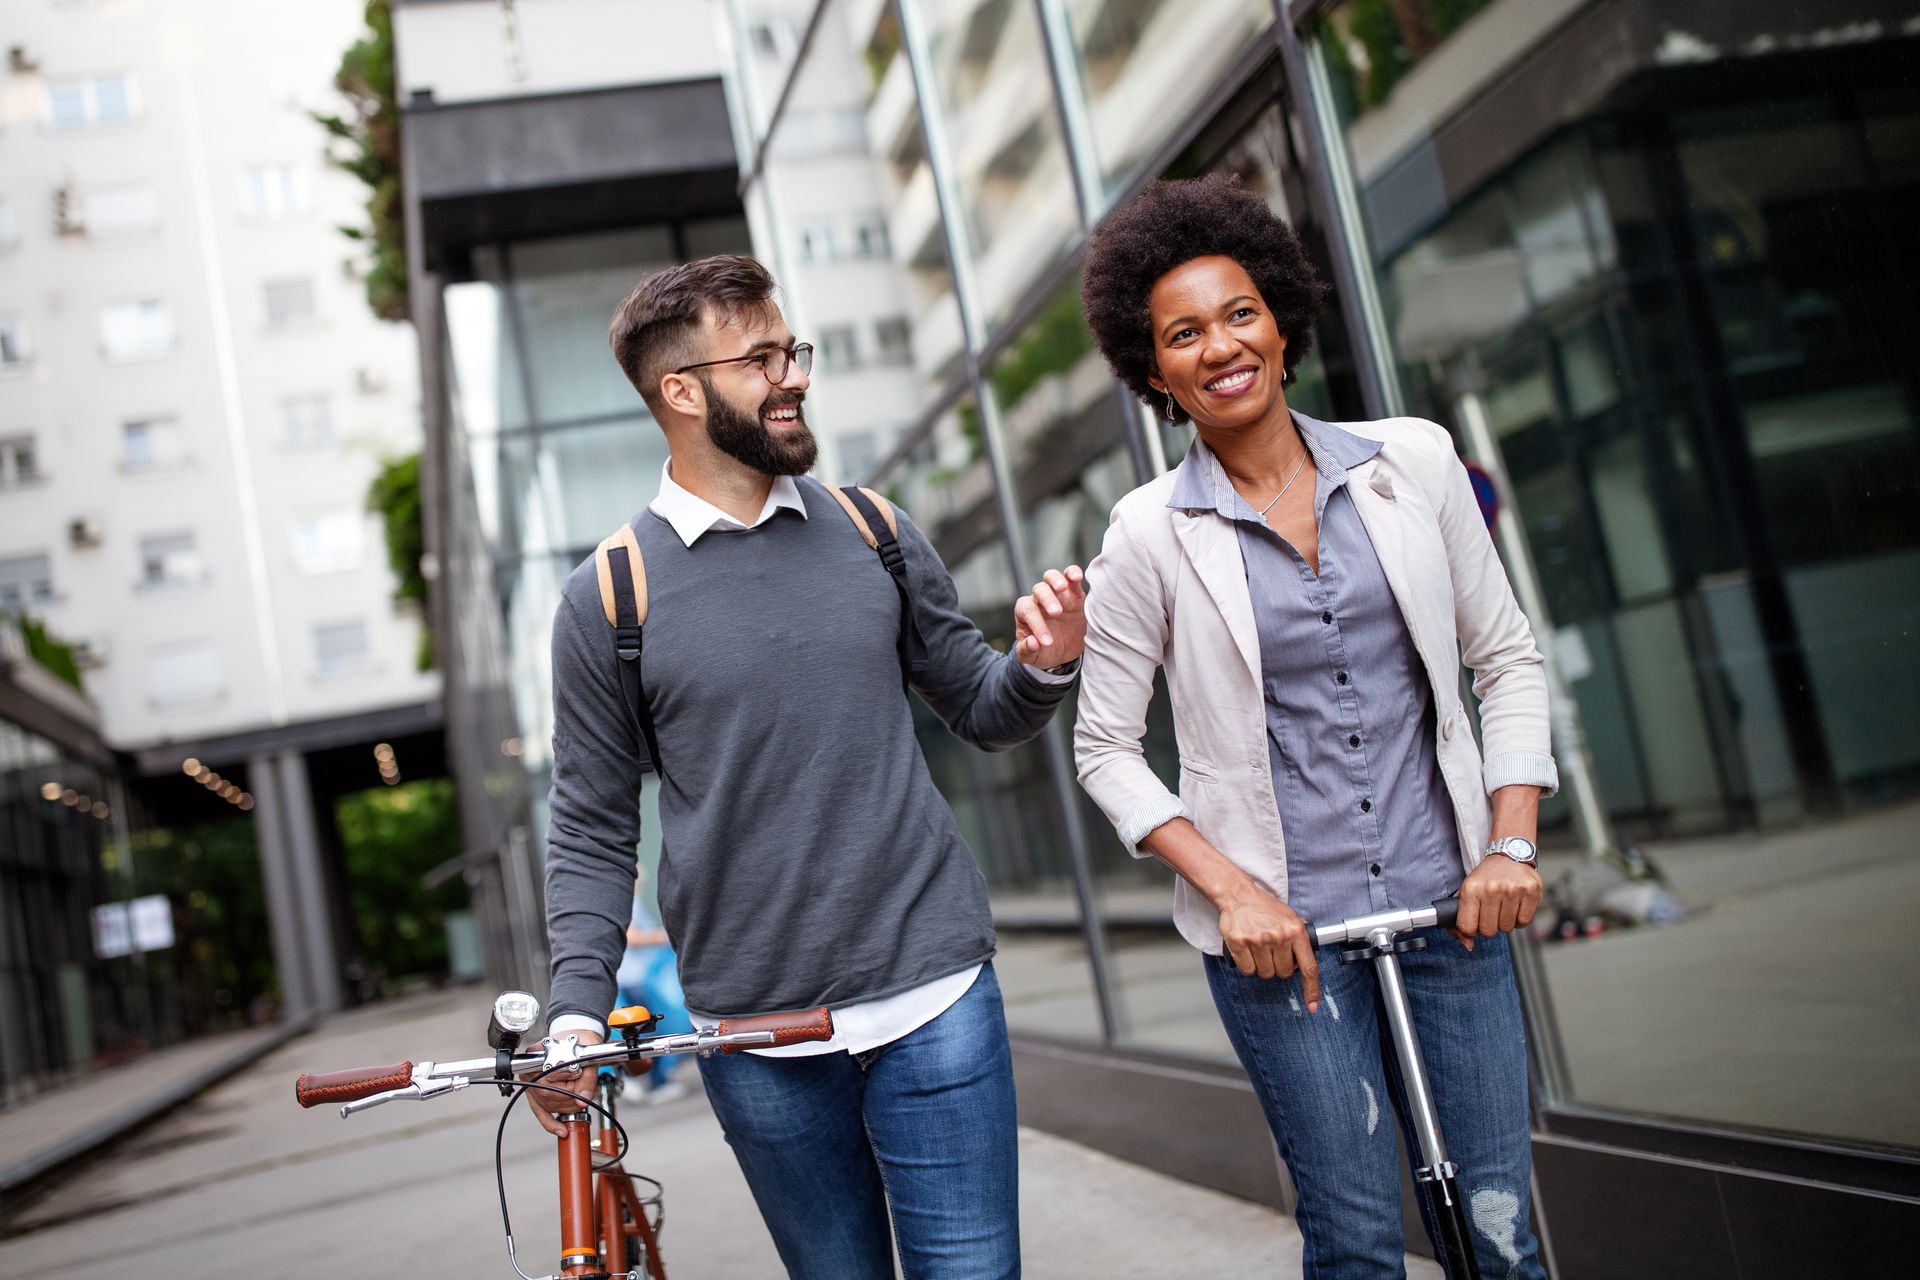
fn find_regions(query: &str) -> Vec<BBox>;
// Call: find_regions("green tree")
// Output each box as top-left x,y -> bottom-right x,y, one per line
314,1 -> 408,321
366,451 -> 432,669
334,779 -> 467,985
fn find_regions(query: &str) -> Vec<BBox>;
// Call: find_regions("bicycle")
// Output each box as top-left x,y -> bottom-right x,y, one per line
1308,895 -> 1483,1280
293,991 -> 834,1280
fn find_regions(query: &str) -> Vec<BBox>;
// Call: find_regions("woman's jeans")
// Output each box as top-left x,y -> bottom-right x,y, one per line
696,964 -> 1019,1279
1206,931 -> 1545,1280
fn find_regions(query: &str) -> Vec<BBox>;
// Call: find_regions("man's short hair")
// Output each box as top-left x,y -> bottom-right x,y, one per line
608,255 -> 778,418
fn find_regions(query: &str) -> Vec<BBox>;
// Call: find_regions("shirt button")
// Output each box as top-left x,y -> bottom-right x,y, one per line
1370,863 -> 1382,876
1360,798 -> 1372,813
1321,611 -> 1333,624
1336,671 -> 1349,685
1348,734 -> 1360,748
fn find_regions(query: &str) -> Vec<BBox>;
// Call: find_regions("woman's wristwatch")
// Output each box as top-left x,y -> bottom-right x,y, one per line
1485,836 -> 1537,865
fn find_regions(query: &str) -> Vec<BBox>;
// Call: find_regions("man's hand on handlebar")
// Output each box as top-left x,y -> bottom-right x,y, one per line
525,1029 -> 604,1136
1453,854 -> 1542,951
1218,886 -> 1321,1012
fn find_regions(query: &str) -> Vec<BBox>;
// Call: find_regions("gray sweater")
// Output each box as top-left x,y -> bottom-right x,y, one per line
544,476 -> 1068,1024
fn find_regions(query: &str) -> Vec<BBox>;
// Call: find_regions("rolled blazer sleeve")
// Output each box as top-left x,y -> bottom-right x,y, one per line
1074,508 -> 1194,855
1422,419 -> 1559,796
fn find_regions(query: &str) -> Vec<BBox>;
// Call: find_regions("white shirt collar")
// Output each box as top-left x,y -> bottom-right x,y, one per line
648,460 -> 809,548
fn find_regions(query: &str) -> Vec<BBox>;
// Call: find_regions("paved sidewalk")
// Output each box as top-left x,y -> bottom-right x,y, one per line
0,1020 -> 297,1211
0,987 -> 1438,1277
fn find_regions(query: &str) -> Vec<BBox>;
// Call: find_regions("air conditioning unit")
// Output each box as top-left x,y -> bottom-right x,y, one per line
68,515 -> 104,549
53,183 -> 85,238
72,636 -> 109,669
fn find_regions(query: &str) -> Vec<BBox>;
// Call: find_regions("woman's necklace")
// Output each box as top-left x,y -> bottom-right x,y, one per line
1252,446 -> 1311,516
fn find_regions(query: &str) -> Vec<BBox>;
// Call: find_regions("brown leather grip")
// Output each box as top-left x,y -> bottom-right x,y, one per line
716,1007 -> 834,1054
294,1060 -> 414,1108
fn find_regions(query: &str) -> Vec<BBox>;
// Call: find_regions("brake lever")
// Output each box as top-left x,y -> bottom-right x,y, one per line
338,1077 -> 469,1118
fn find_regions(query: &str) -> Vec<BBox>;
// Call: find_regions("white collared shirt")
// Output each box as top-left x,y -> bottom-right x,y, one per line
551,461 -> 999,1055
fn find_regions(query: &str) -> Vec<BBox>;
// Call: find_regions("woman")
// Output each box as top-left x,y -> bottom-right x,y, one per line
1074,173 -> 1556,1279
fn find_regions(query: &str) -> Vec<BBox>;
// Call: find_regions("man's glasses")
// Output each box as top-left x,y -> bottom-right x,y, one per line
675,342 -> 814,385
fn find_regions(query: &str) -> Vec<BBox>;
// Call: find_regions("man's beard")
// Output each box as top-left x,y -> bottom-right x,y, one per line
700,374 -> 818,476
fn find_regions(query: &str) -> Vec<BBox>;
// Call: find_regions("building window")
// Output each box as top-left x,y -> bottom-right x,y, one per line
874,316 -> 913,367
279,393 -> 334,448
289,510 -> 362,575
138,531 -> 204,589
262,277 -> 317,328
817,325 -> 860,371
838,429 -> 882,483
46,73 -> 140,132
312,618 -> 370,677
0,313 -> 31,370
0,436 -> 40,488
852,214 -> 891,260
0,553 -> 54,612
797,223 -> 840,265
122,416 -> 184,471
237,165 -> 310,221
147,640 -> 222,705
84,183 -> 160,239
99,299 -> 173,360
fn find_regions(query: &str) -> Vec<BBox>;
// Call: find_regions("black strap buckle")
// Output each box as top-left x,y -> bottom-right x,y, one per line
613,625 -> 642,662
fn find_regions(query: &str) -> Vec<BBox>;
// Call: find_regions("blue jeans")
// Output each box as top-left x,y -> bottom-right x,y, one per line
696,964 -> 1019,1279
1206,931 -> 1545,1280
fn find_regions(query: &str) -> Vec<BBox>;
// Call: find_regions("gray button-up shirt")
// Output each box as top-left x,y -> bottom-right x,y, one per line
1176,416 -> 1461,927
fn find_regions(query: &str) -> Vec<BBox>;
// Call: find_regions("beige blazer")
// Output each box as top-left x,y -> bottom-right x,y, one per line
1073,413 -> 1558,955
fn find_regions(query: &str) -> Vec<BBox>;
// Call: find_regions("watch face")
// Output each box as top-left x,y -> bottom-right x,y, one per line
1494,837 -> 1537,863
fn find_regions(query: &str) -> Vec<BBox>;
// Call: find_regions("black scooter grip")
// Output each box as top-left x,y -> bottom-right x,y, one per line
1431,896 -> 1461,931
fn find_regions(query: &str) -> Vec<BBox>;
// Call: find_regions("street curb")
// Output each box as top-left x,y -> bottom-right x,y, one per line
0,1015 -> 318,1214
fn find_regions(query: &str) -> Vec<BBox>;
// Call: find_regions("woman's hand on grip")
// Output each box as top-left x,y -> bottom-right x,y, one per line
1218,887 -> 1321,1012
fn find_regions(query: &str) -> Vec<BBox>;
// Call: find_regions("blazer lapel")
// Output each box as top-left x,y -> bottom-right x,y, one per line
1166,449 -> 1263,682
1347,454 -> 1447,702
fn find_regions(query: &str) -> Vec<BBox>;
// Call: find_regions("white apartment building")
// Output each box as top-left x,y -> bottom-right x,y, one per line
0,0 -> 434,754
1,0 -> 440,1020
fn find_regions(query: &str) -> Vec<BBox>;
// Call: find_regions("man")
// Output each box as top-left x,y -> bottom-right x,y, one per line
534,254 -> 1085,1279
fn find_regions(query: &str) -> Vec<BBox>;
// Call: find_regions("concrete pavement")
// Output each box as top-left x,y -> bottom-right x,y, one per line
0,986 -> 1441,1278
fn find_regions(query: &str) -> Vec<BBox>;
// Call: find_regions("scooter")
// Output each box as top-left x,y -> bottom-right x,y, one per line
1309,896 -> 1483,1280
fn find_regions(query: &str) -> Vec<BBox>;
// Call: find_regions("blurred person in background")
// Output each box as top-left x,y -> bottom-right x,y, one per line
1073,175 -> 1555,1279
532,255 -> 1087,1279
615,866 -> 690,1102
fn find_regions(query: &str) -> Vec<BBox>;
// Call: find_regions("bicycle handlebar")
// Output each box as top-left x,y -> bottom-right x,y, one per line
294,1060 -> 415,1109
292,1006 -> 835,1115
714,1006 -> 834,1054
1308,896 -> 1460,949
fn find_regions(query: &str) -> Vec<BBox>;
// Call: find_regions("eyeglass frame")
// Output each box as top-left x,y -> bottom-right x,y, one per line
673,341 -> 814,384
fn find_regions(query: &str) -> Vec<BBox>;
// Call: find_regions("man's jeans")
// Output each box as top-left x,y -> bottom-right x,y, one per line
1206,931 -> 1545,1280
696,964 -> 1019,1279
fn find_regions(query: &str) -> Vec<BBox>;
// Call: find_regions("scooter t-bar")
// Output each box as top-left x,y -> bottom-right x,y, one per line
1308,896 -> 1482,1280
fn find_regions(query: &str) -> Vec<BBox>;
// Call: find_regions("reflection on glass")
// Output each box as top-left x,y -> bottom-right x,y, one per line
909,0 -> 1080,328
1313,0 -> 1920,1149
987,279 -> 1231,1058
875,397 -> 1104,1040
840,1 -> 966,396
1057,0 -> 1272,197
732,0 -> 817,143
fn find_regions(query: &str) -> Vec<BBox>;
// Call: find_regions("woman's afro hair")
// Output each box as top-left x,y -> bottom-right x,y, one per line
1081,173 -> 1328,424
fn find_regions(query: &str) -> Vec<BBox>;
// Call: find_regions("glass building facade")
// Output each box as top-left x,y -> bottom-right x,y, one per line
412,0 -> 1918,1267
719,0 -> 1920,1265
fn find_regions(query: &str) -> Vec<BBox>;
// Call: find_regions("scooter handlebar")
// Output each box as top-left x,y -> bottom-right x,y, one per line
1308,897 -> 1460,948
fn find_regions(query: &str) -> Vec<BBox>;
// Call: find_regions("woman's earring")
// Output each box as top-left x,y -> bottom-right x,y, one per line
1164,391 -> 1178,422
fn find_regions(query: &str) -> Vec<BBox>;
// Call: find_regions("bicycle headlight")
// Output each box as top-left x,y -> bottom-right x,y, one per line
487,990 -> 540,1050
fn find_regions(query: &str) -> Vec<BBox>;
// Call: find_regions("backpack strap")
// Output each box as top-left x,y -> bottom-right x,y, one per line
830,485 -> 928,688
593,523 -> 661,776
